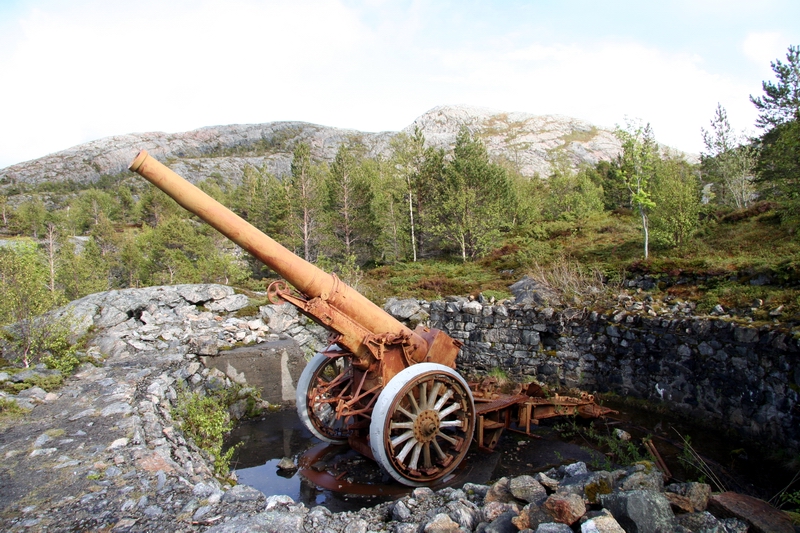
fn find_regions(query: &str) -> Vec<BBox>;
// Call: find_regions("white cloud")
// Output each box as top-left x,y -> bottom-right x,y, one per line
414,40 -> 755,153
742,31 -> 787,65
0,0 -> 372,166
0,0 -> 790,167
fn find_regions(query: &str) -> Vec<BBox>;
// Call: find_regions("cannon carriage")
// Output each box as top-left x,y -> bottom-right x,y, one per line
129,150 -> 612,487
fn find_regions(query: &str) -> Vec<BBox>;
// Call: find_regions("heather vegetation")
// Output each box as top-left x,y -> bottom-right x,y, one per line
1,46 -> 799,363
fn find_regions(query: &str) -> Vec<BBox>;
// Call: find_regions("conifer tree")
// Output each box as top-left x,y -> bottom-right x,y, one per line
750,45 -> 800,129
750,45 -> 800,220
701,104 -> 758,208
323,144 -> 376,261
431,127 -> 514,261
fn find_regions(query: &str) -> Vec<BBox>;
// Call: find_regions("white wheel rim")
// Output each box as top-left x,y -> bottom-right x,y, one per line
296,353 -> 350,444
370,363 -> 475,486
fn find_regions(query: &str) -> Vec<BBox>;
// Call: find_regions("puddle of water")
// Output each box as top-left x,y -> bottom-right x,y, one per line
227,401 -> 798,513
595,399 -> 796,500
227,410 -> 402,512
226,408 -> 608,512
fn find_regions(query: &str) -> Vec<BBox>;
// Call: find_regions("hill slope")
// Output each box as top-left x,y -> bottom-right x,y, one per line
0,105 -> 622,189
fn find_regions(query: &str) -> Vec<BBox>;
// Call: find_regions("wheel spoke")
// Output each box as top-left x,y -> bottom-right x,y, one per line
431,438 -> 447,460
407,390 -> 420,414
396,438 -> 417,462
408,442 -> 422,471
390,421 -> 414,430
439,402 -> 461,418
440,419 -> 464,428
397,405 -> 416,421
419,382 -> 427,411
427,382 -> 443,409
436,431 -> 458,445
433,388 -> 453,411
423,442 -> 432,469
391,430 -> 415,448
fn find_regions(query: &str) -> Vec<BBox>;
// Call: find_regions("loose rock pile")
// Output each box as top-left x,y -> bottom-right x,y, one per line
197,461 -> 781,532
0,284 -> 329,532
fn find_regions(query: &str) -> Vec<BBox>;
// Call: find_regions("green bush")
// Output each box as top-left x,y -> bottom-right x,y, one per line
43,351 -> 81,374
555,418 -> 648,470
172,387 -> 239,476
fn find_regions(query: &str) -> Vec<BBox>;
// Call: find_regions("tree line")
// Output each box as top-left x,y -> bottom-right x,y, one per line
0,45 -> 797,319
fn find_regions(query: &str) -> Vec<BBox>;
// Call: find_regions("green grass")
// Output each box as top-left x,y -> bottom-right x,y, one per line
365,259 -> 514,301
0,397 -> 28,419
360,204 -> 800,320
3,373 -> 64,393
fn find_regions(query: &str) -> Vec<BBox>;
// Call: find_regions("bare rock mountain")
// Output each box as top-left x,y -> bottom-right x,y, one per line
0,105 -> 622,189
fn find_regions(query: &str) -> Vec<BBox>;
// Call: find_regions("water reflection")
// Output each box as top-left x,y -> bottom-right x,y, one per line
227,409 -> 403,512
226,408 -> 602,512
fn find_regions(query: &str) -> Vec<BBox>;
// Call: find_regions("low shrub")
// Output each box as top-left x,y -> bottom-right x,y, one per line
171,384 -> 261,476
172,387 -> 238,476
0,397 -> 28,418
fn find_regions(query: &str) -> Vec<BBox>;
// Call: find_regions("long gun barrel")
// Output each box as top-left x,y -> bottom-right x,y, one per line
128,150 -> 461,385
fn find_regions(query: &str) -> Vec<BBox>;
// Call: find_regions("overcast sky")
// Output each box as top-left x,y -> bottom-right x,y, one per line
1,0 -> 798,169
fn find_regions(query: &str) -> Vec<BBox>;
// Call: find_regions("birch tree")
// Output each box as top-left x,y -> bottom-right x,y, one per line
615,120 -> 658,260
651,155 -> 701,248
390,127 -> 427,262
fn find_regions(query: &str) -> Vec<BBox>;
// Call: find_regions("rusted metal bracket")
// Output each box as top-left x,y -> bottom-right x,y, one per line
644,438 -> 672,480
469,382 -> 617,451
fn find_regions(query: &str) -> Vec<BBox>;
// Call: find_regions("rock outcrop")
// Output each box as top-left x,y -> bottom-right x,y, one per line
0,105 -> 623,191
0,284 -> 327,531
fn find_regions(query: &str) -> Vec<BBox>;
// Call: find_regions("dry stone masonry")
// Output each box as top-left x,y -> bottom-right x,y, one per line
400,295 -> 799,452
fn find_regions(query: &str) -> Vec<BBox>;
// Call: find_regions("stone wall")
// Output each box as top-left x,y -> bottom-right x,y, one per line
424,298 -> 800,451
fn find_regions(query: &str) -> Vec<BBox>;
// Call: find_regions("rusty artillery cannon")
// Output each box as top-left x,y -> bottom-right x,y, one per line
129,150 -> 613,487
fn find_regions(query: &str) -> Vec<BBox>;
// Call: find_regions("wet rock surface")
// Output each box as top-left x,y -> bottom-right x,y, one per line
0,284 -> 795,532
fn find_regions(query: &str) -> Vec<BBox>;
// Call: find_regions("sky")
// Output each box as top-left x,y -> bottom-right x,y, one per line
1,0 -> 798,169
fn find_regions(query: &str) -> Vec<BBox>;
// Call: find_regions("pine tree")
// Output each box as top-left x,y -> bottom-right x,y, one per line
431,127 -> 514,261
750,45 -> 800,129
750,45 -> 800,221
323,144 -> 376,261
701,104 -> 758,208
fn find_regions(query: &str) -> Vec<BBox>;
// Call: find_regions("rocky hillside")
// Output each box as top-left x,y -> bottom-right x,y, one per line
0,105 -> 622,190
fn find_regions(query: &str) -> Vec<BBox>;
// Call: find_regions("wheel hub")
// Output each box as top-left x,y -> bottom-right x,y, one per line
413,410 -> 440,443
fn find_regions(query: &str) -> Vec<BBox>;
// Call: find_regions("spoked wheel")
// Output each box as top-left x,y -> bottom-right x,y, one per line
370,363 -> 475,486
296,352 -> 352,444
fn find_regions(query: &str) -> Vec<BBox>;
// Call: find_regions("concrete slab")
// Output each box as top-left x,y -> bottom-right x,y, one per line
201,339 -> 308,404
